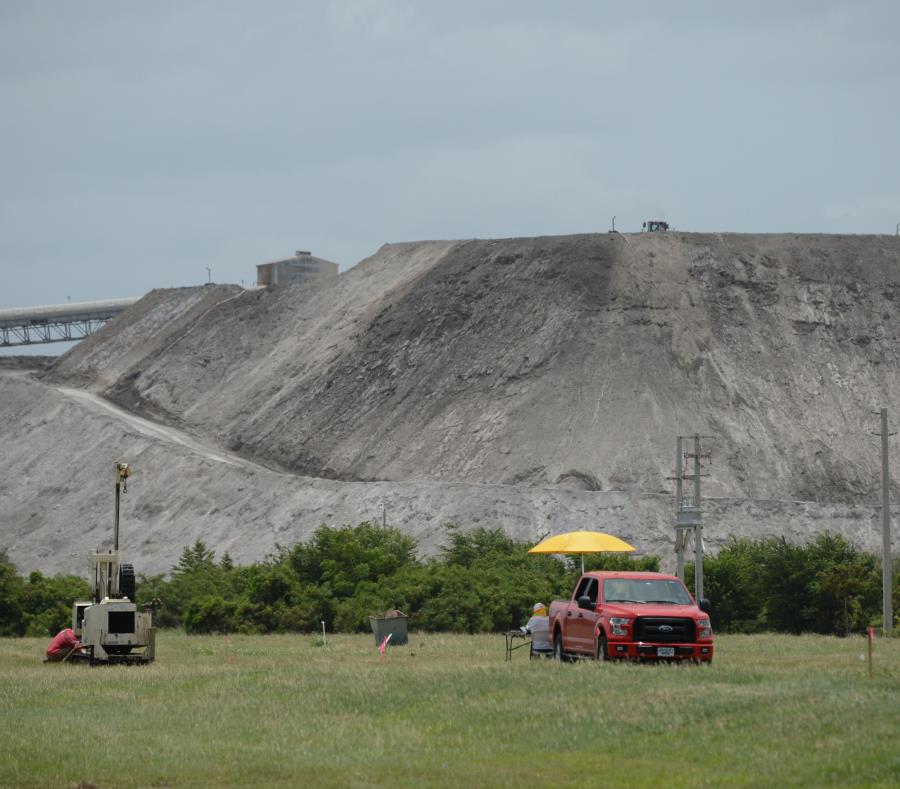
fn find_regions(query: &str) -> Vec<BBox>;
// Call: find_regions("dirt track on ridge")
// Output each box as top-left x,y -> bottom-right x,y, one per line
55,384 -> 274,475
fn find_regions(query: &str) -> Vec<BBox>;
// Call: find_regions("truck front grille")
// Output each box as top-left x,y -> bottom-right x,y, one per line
633,617 -> 695,643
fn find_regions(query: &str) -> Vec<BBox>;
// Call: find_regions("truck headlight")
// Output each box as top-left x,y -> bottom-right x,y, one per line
698,618 -> 712,638
609,617 -> 630,636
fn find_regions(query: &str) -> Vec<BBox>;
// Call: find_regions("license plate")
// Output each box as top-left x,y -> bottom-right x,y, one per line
657,647 -> 675,657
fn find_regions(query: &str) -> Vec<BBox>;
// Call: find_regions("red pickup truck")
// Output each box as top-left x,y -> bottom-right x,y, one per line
548,571 -> 713,663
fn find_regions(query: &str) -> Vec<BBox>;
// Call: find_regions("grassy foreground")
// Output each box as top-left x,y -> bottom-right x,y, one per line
0,632 -> 898,788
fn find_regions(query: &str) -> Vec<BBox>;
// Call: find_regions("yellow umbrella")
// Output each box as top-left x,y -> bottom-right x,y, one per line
528,530 -> 636,573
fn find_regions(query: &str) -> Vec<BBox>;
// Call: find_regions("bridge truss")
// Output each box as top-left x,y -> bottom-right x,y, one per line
1,316 -> 115,347
0,298 -> 139,348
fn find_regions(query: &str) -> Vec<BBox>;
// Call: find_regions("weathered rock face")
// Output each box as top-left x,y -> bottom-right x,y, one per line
2,232 -> 898,574
48,232 -> 900,501
0,371 -> 658,575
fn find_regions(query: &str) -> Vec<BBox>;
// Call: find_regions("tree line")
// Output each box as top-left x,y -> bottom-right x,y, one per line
690,532 -> 896,635
1,524 -> 896,637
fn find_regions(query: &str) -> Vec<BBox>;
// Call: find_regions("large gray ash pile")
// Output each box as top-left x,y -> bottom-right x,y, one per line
2,232 -> 898,574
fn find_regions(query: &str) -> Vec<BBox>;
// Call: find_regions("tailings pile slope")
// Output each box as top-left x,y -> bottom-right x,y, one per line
3,232 -> 898,573
49,232 -> 900,504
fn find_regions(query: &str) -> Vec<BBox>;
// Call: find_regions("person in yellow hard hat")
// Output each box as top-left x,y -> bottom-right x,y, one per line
522,602 -> 551,655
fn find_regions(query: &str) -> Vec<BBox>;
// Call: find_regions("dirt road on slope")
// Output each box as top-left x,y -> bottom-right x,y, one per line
2,367 -> 671,576
54,382 -> 279,476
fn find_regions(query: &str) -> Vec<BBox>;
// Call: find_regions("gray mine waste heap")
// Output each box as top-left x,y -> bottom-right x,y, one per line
2,232 -> 899,575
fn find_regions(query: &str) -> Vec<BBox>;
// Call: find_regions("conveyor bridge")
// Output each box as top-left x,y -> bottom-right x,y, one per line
0,298 -> 139,347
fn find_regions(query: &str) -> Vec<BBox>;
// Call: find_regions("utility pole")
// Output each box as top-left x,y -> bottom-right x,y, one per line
692,434 -> 704,599
205,267 -> 211,284
674,437 -> 685,580
670,434 -> 712,599
879,408 -> 894,635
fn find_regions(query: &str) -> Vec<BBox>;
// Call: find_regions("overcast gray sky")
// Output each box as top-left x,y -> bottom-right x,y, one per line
2,0 -> 899,315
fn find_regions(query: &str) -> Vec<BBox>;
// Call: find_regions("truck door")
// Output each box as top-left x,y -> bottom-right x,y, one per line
569,577 -> 600,654
564,576 -> 591,653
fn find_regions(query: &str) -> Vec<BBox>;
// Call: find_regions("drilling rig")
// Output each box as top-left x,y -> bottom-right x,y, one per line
71,462 -> 156,664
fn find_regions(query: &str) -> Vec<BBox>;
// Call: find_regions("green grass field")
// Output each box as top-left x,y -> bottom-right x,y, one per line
1,632 -> 898,788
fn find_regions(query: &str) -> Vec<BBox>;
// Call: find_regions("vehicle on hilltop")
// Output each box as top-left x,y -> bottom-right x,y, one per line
548,571 -> 713,663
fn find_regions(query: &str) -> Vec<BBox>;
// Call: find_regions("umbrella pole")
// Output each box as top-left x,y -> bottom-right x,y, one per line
581,555 -> 585,574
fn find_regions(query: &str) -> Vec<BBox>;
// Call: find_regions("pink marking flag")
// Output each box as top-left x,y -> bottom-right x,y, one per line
378,633 -> 392,658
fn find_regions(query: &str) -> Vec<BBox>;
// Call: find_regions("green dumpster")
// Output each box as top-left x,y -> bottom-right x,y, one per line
370,609 -> 408,646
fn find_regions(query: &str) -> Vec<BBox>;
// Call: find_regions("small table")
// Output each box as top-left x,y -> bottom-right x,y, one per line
504,630 -> 532,661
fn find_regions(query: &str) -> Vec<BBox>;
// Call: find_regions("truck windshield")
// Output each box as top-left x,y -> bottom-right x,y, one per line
603,579 -> 693,605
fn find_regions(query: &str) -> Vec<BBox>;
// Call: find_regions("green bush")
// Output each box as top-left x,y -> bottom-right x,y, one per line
0,553 -> 91,637
20,571 -> 91,637
0,552 -> 25,636
3,524 -> 890,638
689,534 -> 884,635
287,522 -> 418,594
692,538 -> 768,633
184,595 -> 238,634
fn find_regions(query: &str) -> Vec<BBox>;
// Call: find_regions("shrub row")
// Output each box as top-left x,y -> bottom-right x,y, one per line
692,533 -> 898,635
0,562 -> 90,637
2,525 -> 896,637
137,524 -> 655,634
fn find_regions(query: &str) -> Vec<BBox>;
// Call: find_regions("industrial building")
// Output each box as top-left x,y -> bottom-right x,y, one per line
256,251 -> 339,287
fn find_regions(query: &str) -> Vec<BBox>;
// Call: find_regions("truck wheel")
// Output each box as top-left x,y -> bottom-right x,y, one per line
595,632 -> 609,662
553,631 -> 569,663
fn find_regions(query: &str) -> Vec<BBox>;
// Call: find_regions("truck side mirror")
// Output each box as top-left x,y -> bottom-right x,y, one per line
577,595 -> 593,611
699,598 -> 712,614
